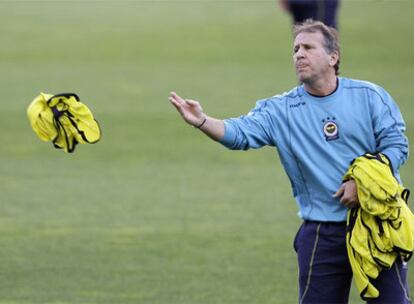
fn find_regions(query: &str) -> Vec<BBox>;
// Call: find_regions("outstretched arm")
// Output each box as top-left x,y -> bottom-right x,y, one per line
169,92 -> 225,141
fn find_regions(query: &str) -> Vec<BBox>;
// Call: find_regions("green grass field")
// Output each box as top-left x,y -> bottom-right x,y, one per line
1,1 -> 414,303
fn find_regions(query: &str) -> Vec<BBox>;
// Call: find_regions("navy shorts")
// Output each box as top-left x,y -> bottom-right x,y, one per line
294,221 -> 412,304
287,0 -> 339,29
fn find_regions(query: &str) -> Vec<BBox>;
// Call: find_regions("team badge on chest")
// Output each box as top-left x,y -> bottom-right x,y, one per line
322,117 -> 339,141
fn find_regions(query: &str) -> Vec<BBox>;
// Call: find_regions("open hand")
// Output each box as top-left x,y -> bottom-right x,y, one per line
169,92 -> 206,127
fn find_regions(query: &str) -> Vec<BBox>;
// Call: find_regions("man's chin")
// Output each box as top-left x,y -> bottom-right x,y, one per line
297,74 -> 310,84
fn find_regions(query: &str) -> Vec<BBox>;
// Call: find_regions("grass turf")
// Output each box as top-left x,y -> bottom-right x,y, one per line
0,1 -> 414,303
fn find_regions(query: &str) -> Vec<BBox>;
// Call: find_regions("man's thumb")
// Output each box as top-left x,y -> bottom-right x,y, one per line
185,99 -> 199,106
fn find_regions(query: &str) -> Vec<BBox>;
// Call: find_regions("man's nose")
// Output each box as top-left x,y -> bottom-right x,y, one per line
294,49 -> 305,60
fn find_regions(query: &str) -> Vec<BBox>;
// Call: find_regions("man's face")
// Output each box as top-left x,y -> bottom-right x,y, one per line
293,31 -> 337,84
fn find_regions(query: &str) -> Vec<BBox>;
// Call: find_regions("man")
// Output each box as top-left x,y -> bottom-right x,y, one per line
169,20 -> 410,303
279,0 -> 340,29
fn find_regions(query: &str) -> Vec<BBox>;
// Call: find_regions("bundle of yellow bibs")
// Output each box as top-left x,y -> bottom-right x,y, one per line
344,153 -> 414,300
27,93 -> 101,153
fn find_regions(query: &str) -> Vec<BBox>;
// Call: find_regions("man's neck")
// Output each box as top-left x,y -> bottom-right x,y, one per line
304,76 -> 338,97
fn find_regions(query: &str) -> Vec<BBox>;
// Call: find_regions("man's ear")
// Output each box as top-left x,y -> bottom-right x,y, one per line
329,51 -> 339,67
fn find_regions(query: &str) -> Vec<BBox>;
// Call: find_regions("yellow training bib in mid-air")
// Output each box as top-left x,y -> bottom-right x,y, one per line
27,92 -> 101,153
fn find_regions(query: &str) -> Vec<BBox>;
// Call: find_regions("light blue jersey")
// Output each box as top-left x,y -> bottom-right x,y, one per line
220,77 -> 409,222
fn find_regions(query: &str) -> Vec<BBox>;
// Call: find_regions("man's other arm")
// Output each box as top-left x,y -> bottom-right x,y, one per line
370,87 -> 409,172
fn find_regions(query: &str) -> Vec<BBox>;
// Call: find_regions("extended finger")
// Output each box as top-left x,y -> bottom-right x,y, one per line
170,92 -> 186,105
169,95 -> 181,106
333,184 -> 345,198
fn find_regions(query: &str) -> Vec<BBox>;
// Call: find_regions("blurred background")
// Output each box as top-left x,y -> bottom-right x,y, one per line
0,0 -> 413,303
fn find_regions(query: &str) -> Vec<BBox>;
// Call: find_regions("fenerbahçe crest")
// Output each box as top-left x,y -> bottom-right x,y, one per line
322,117 -> 339,141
